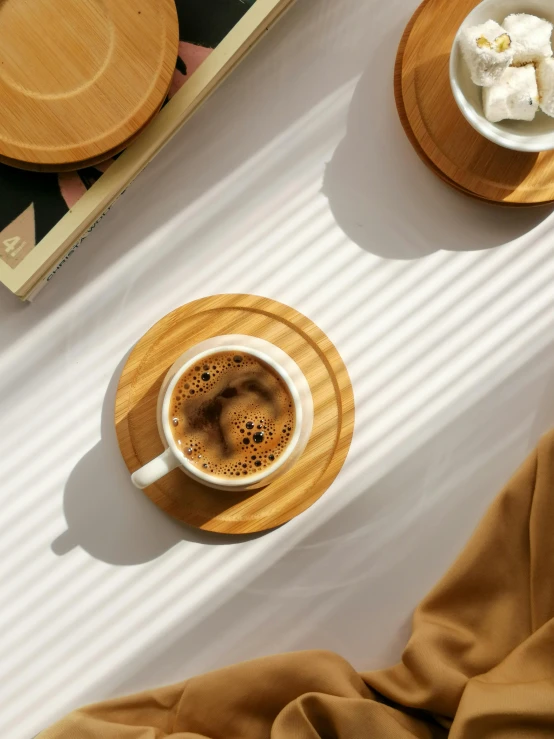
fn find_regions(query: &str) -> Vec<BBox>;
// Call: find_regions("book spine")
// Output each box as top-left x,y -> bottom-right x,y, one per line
26,191 -> 126,301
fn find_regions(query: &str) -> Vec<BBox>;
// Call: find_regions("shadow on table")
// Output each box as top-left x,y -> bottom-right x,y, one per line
323,43 -> 554,260
109,337 -> 554,695
51,353 -> 264,565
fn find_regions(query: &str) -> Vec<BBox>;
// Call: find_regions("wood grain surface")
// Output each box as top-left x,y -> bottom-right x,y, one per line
395,0 -> 488,204
394,0 -> 538,207
0,0 -> 178,171
115,295 -> 355,534
398,0 -> 554,204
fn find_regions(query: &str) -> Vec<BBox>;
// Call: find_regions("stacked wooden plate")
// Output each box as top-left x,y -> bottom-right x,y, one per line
395,0 -> 554,206
0,0 -> 179,172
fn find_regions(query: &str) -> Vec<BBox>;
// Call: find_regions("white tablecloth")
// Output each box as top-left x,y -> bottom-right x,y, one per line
2,0 -> 554,736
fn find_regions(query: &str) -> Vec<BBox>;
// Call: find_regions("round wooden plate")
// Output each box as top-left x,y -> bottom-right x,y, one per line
115,295 -> 355,534
0,0 -> 179,172
394,1 -> 541,207
398,0 -> 554,205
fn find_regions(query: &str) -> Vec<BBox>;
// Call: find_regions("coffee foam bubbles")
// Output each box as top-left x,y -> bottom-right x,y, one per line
170,351 -> 295,479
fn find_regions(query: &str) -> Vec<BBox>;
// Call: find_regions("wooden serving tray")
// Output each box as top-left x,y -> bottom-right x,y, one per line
0,0 -> 178,172
115,295 -> 355,535
397,0 -> 554,205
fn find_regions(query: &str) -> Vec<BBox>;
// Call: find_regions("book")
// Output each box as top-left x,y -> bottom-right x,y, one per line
0,0 -> 294,300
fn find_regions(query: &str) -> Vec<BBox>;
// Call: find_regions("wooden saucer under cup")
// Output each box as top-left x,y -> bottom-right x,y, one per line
115,295 -> 355,534
0,0 -> 179,171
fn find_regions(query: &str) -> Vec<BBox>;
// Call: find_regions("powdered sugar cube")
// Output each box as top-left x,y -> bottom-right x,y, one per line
537,57 -> 554,116
460,20 -> 514,87
482,64 -> 539,122
503,14 -> 553,64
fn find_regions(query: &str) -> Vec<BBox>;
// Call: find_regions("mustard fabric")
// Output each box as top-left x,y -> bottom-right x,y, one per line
42,431 -> 554,738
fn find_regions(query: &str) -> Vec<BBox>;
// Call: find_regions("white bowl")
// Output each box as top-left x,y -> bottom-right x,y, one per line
450,0 -> 554,151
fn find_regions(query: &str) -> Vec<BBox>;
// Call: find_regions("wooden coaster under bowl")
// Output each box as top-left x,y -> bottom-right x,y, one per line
115,295 -> 355,535
396,0 -> 554,205
0,0 -> 179,172
394,9 -> 535,208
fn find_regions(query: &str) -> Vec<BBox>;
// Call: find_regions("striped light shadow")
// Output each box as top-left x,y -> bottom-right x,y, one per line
239,229 -> 351,303
349,240 -> 554,427
3,460 -> 358,704
10,294 -> 548,728
350,291 -> 554,476
302,253 -> 464,354
345,283 -> 547,427
122,197 -> 331,316
0,508 -> 70,572
0,420 -> 101,514
287,395 -> 541,577
298,248 -> 394,310
281,232 -> 465,327
183,207 -> 340,300
0,488 -> 79,559
0,541 -> 217,676
297,420 -> 530,563
0,185 -> 324,416
0,158 -> 334,454
0,212 -> 336,492
0,485 -> 184,605
0,503 -> 104,588
298,445 -> 529,602
319,249 -> 500,359
1,512 -> 279,650
341,232 -> 552,385
1,526 -> 296,720
256,232 -> 360,301
341,317 -> 554,487
0,505 -> 186,622
0,173 -> 326,390
0,78 -> 350,379
0,546 -> 100,615
0,540 -> 100,609
1,234 -> 548,588
315,210 -> 554,359
158,170 -> 328,277
0,340 -> 528,728
0,214 -> 345,560
0,180 -> 321,399
105,213 -> 343,359
120,170 -> 327,299
69,80 -> 354,298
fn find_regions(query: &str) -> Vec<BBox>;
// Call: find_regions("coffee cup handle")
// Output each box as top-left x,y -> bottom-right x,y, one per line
131,448 -> 181,489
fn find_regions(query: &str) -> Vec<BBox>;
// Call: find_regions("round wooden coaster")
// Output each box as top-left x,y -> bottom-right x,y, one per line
398,0 -> 554,205
115,295 -> 355,534
394,4 -> 537,208
0,0 -> 178,172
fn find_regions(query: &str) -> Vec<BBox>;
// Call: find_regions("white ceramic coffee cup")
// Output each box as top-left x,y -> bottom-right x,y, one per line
131,335 -> 314,491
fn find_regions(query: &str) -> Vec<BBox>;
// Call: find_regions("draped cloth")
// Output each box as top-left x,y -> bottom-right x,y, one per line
42,431 -> 554,738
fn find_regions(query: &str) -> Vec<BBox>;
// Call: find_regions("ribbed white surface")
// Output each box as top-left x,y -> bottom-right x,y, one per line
2,0 -> 554,736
